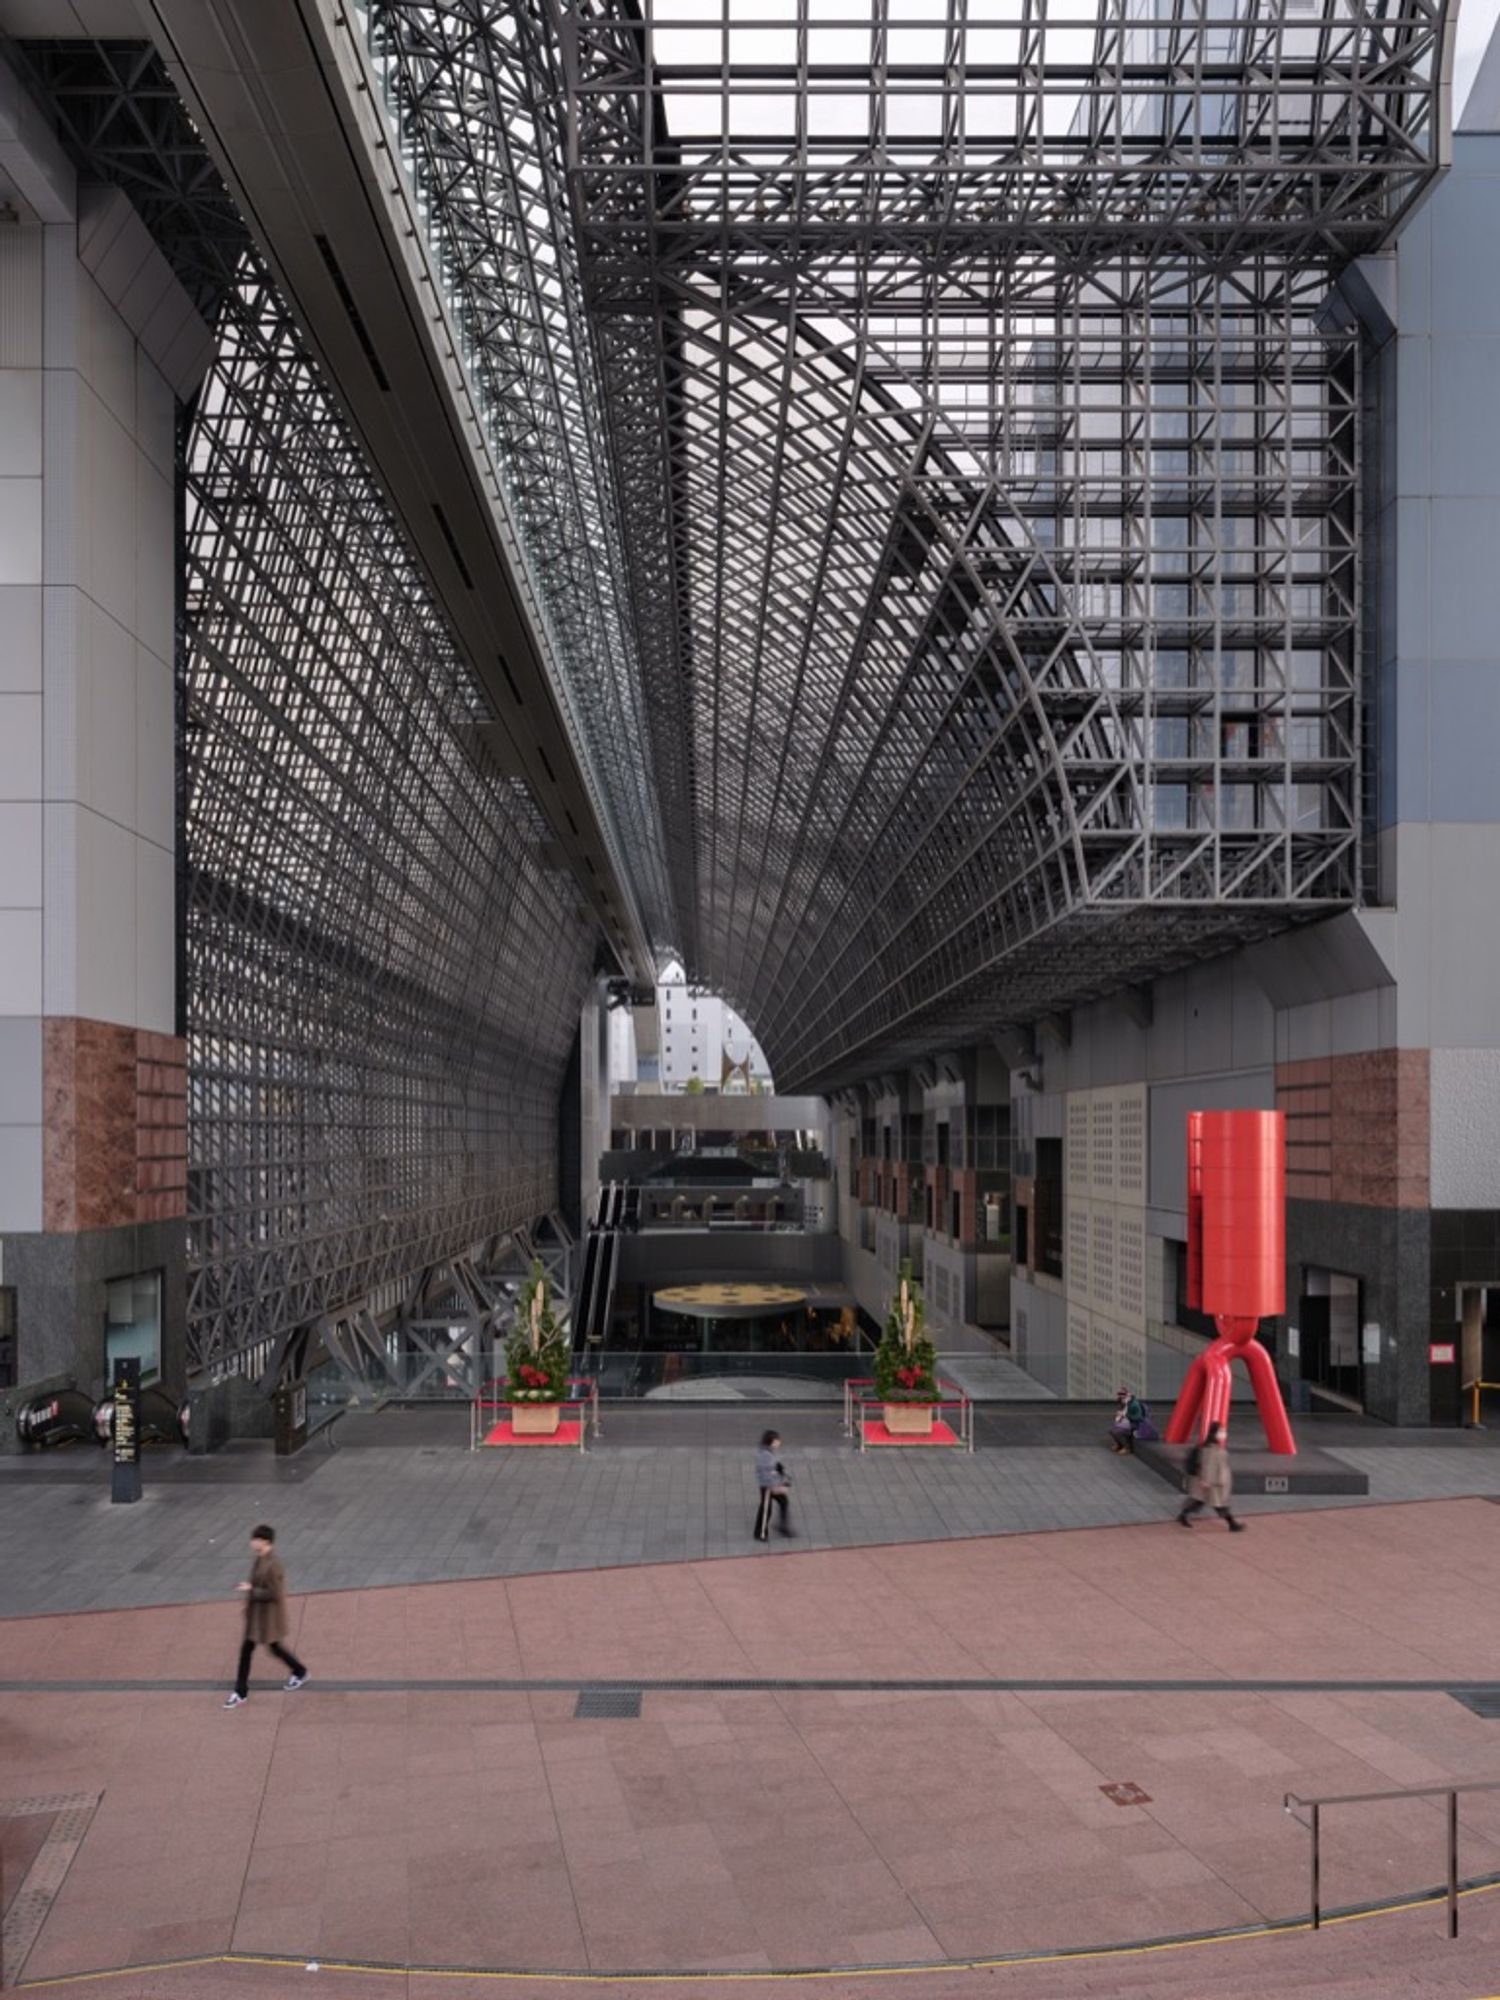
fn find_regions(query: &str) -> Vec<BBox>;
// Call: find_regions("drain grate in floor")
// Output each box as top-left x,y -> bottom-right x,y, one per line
574,1689 -> 643,1719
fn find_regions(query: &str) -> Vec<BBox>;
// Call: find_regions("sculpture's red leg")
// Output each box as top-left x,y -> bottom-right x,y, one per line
1201,1341 -> 1235,1436
1241,1331 -> 1297,1456
1164,1352 -> 1210,1444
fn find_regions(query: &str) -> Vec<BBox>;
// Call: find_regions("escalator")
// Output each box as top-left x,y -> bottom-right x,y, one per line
574,1183 -> 624,1365
575,1228 -> 603,1358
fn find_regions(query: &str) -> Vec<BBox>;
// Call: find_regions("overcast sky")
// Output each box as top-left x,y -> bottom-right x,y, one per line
1455,0 -> 1500,121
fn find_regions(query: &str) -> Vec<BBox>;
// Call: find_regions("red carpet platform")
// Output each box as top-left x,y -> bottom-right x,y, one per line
481,1419 -> 584,1447
861,1418 -> 963,1446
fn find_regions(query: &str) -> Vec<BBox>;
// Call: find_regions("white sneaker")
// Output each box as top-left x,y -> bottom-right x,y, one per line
223,1692 -> 247,1708
283,1674 -> 306,1691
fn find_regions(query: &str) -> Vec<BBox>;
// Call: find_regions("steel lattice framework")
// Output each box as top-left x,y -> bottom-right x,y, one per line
19,4 -> 1456,1377
359,0 -> 676,938
180,260 -> 594,1376
26,41 -> 596,1378
553,0 -> 1448,1088
358,0 -> 1448,1090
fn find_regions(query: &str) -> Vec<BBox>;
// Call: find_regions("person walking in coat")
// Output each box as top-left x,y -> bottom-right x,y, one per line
1177,1424 -> 1244,1531
224,1523 -> 309,1706
754,1430 -> 795,1540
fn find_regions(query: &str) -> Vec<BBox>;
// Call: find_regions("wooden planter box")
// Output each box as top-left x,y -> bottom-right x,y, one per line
882,1401 -> 937,1436
511,1401 -> 563,1436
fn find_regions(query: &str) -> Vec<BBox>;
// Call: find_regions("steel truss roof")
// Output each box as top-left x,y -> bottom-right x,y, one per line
350,0 -> 1440,1090
547,0 -> 1448,1089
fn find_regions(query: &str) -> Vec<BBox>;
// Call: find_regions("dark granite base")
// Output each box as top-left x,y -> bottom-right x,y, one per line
1135,1438 -> 1369,1495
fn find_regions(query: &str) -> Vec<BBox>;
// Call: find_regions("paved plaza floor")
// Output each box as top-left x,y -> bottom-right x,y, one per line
7,1490 -> 1500,1995
7,1403 -> 1500,1619
10,1412 -> 1500,1995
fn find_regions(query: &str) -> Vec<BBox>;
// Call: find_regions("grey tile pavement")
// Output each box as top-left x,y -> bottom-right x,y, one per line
6,1410 -> 1500,1619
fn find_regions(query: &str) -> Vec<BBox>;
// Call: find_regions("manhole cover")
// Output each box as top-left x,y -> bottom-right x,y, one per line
574,1689 -> 642,1719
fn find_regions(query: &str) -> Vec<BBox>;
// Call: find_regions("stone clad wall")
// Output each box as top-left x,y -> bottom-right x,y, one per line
41,1019 -> 186,1233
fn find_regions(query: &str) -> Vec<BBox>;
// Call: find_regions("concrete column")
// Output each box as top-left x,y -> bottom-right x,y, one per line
0,61 -> 210,1416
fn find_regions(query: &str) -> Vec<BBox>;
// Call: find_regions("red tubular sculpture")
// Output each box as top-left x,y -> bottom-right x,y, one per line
1164,1109 -> 1296,1456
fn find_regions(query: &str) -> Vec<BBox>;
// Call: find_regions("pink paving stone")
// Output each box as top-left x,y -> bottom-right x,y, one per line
15,1500 -> 1500,1992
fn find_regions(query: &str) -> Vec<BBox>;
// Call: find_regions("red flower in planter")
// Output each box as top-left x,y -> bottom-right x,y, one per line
519,1364 -> 550,1389
896,1365 -> 929,1392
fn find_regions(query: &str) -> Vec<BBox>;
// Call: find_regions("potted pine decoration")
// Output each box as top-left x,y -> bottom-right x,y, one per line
874,1260 -> 939,1435
505,1259 -> 570,1434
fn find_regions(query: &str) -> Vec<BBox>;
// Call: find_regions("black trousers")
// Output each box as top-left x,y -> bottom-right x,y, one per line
754,1488 -> 790,1540
235,1637 -> 307,1697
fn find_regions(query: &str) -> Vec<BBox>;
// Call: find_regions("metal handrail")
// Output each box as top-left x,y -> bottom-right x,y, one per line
1285,1776 -> 1500,1938
1463,1377 -> 1500,1426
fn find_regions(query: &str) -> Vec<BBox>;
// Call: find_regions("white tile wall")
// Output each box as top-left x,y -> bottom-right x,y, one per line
76,382 -> 137,630
78,597 -> 136,827
135,836 -> 175,1034
72,803 -> 137,1026
1067,1299 -> 1091,1397
0,228 -> 44,369
0,801 -> 43,908
1062,1084 -> 1151,1388
0,476 -> 42,585
1066,1093 -> 1090,1193
3,227 -> 178,1077
0,585 -> 42,692
1066,1194 -> 1090,1300
0,371 -> 42,476
134,448 -> 173,668
0,693 -> 42,796
1117,1212 -> 1146,1325
134,348 -> 174,482
1090,1207 -> 1116,1314
135,647 -> 174,851
79,259 -> 137,434
1090,1093 -> 1115,1196
0,1120 -> 43,1233
40,798 -> 76,1012
0,1019 -> 42,1122
1117,1086 -> 1147,1200
0,908 -> 43,1014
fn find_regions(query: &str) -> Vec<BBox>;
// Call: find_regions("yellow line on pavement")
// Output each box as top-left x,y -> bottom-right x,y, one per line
15,1877 -> 1500,1990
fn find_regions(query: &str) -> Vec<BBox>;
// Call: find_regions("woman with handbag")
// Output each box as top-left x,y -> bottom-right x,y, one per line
1177,1424 -> 1245,1531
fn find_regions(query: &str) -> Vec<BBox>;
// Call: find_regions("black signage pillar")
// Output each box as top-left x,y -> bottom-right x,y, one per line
273,1381 -> 308,1457
111,1356 -> 142,1504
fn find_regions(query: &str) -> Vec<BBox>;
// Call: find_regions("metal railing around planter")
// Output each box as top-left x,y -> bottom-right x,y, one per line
469,1376 -> 602,1452
840,1377 -> 974,1452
